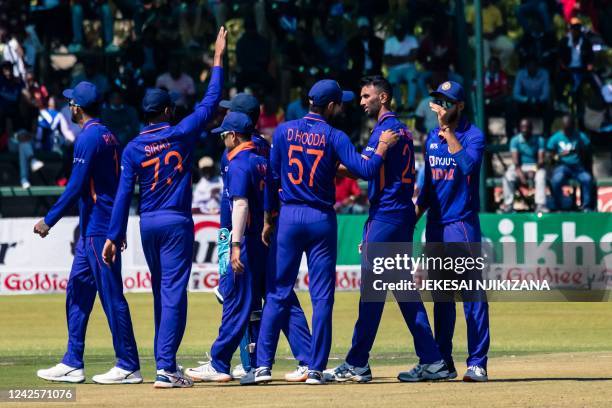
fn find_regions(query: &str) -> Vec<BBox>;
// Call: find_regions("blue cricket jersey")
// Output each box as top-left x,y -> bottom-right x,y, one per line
416,118 -> 485,225
45,119 -> 121,237
226,141 -> 268,236
107,67 -> 223,242
270,112 -> 383,211
362,112 -> 416,225
220,133 -> 270,229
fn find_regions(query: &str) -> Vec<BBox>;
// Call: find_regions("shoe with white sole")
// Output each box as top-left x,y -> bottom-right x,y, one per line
327,362 -> 372,383
184,361 -> 231,382
240,367 -> 272,385
92,366 -> 143,384
232,364 -> 247,379
154,368 -> 193,388
463,365 -> 488,382
21,181 -> 31,189
305,370 -> 325,385
397,360 -> 450,382
31,159 -> 44,173
37,363 -> 85,383
285,365 -> 308,382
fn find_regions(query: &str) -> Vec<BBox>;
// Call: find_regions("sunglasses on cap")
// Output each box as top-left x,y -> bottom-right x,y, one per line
432,99 -> 456,109
68,100 -> 80,108
220,131 -> 234,140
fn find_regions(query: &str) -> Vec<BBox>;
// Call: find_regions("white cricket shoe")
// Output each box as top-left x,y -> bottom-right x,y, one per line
232,364 -> 247,379
92,366 -> 143,384
184,362 -> 231,383
154,368 -> 194,388
37,363 -> 85,383
285,365 -> 308,382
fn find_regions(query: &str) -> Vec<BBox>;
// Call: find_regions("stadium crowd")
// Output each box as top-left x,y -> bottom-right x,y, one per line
0,0 -> 610,213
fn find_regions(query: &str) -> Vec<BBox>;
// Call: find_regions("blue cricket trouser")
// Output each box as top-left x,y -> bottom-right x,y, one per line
140,211 -> 193,372
345,218 -> 443,367
257,205 -> 336,372
211,234 -> 262,374
426,216 -> 490,369
62,236 -> 139,371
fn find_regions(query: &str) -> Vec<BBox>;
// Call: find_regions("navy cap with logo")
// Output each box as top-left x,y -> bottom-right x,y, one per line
141,88 -> 176,113
308,79 -> 354,106
62,81 -> 101,108
212,111 -> 254,135
430,81 -> 465,102
219,93 -> 260,117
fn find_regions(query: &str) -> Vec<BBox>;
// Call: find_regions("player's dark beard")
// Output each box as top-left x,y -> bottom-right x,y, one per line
367,100 -> 381,118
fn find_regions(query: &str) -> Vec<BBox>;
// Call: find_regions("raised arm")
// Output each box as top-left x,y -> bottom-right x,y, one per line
176,27 -> 227,137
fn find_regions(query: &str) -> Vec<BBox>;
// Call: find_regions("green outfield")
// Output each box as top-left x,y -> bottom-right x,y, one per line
1,293 -> 611,406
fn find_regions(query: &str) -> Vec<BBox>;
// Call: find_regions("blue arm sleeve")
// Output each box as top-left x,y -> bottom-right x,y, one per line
107,149 -> 137,243
176,66 -> 224,139
416,136 -> 432,209
266,127 -> 282,212
44,134 -> 96,227
334,130 -> 383,180
451,131 -> 485,176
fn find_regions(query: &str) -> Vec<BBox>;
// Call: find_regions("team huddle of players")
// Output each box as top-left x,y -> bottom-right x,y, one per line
33,27 -> 490,388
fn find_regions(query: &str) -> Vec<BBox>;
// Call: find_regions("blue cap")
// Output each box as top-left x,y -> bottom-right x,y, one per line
219,93 -> 260,117
308,79 -> 354,106
141,88 -> 174,113
430,81 -> 465,102
62,81 -> 101,108
212,111 -> 254,134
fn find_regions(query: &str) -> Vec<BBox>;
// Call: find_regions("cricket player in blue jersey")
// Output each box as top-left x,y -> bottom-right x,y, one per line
101,27 -> 227,388
327,76 -> 450,383
416,81 -> 490,382
202,94 -> 312,382
34,81 -> 141,385
184,112 -> 269,382
241,79 -> 399,385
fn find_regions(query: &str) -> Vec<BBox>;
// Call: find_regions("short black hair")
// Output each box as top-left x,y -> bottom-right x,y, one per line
360,75 -> 393,100
81,102 -> 102,118
309,103 -> 326,114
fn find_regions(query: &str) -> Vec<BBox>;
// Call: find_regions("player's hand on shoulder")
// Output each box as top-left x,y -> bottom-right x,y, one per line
33,219 -> 50,238
213,26 -> 228,66
102,239 -> 117,265
231,245 -> 244,274
380,129 -> 400,147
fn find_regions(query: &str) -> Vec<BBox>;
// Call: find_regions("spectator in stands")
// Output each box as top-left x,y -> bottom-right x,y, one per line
155,59 -> 196,110
383,20 -> 419,112
466,0 -> 514,68
192,156 -> 222,214
2,28 -> 27,81
502,118 -> 547,213
347,17 -> 383,78
334,175 -> 366,214
68,0 -> 118,53
0,61 -> 24,138
20,69 -> 48,130
513,59 -> 551,134
516,0 -> 552,34
484,56 -> 512,136
36,96 -> 74,155
101,89 -> 140,145
417,19 -> 462,98
257,95 -> 284,140
71,60 -> 111,98
558,18 -> 594,116
9,129 -> 44,189
235,16 -> 272,92
547,115 -> 595,211
316,19 -> 348,75
516,22 -> 557,70
285,86 -> 309,121
415,79 -> 438,135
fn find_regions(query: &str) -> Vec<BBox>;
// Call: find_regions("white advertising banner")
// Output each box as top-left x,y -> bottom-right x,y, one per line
0,216 -> 362,295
